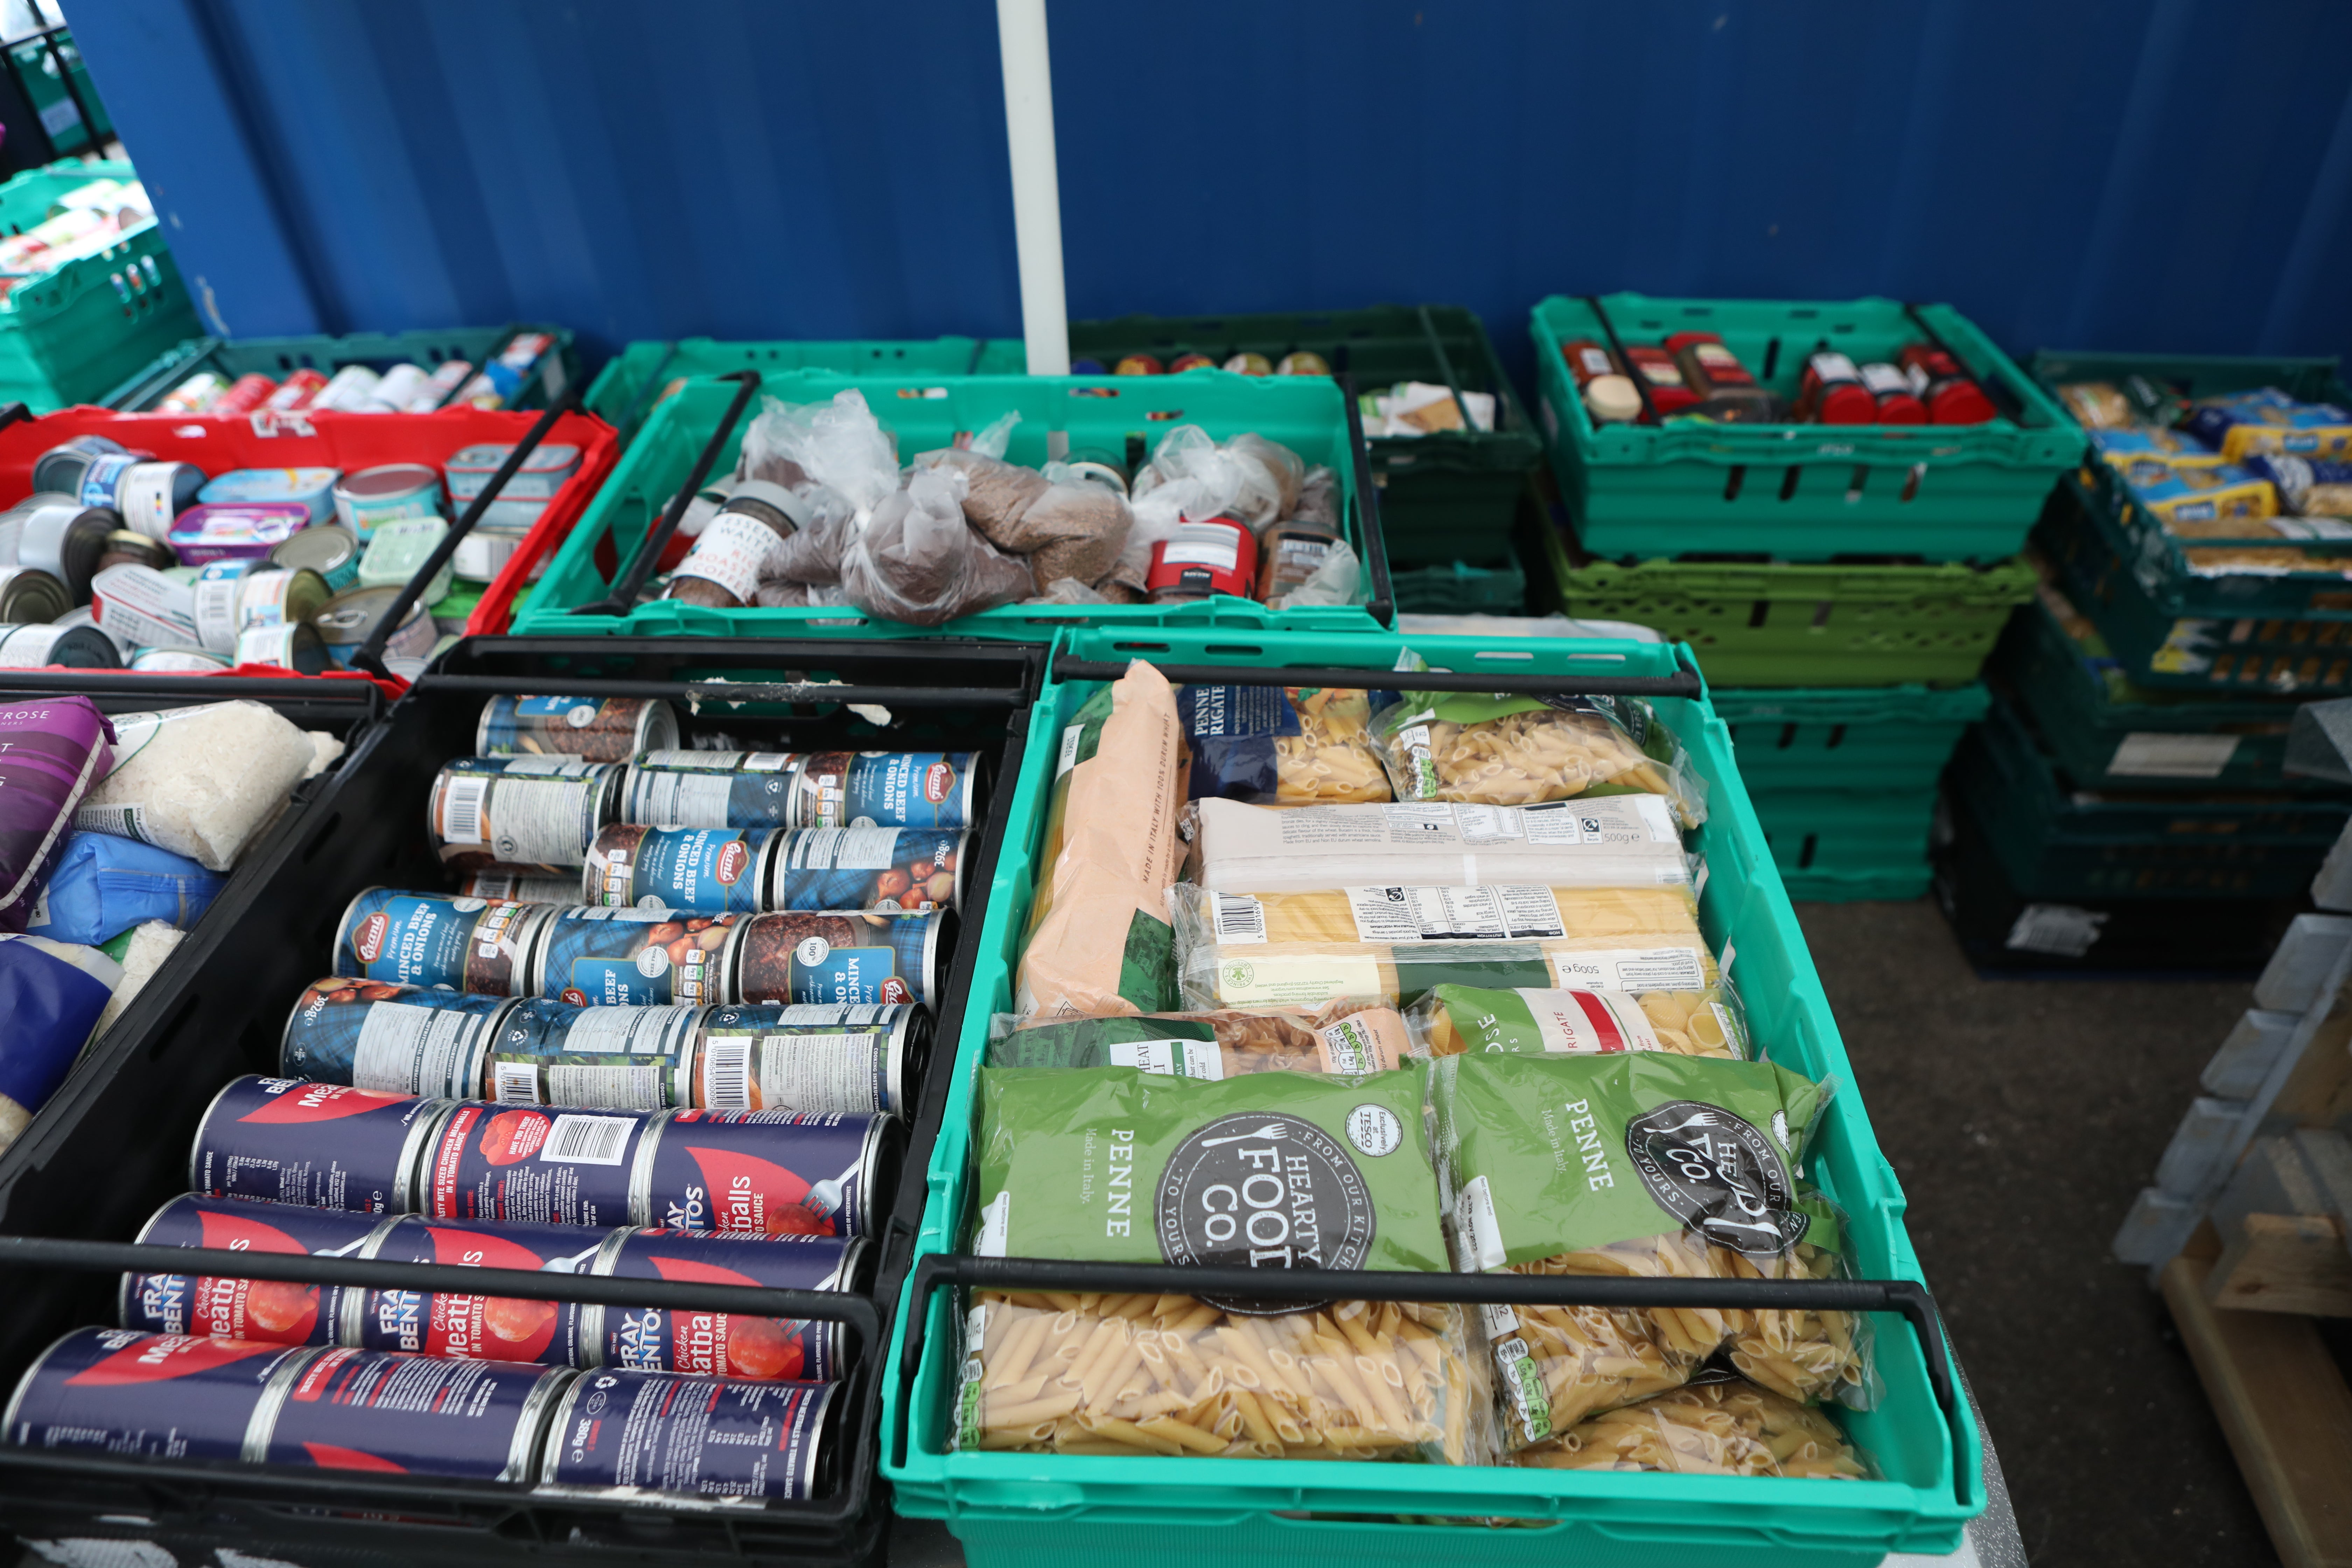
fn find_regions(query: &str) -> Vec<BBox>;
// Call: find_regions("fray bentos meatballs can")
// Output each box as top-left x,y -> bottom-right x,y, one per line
539,1371 -> 835,1500
120,1195 -> 392,1347
784,750 -> 979,831
190,1077 -> 447,1213
772,826 -> 966,913
345,1214 -> 603,1365
2,1329 -> 307,1464
280,976 -> 519,1097
430,757 -> 622,874
692,1003 -> 924,1117
588,1229 -> 865,1382
725,911 -> 947,1008
583,824 -> 780,915
418,1101 -> 649,1229
636,1110 -> 896,1239
481,998 -> 701,1109
529,907 -> 738,1007
334,889 -> 551,995
260,1346 -> 570,1482
477,696 -> 679,763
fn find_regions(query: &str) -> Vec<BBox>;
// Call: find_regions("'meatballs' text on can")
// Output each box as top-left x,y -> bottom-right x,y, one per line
262,1345 -> 569,1481
190,1076 -> 447,1213
530,907 -> 737,1007
482,997 -> 701,1109
584,824 -> 780,915
637,1109 -> 896,1239
590,1228 -> 863,1382
418,1100 -> 648,1229
281,976 -> 520,1097
773,826 -> 966,913
120,1195 -> 391,1347
2,1328 -> 304,1464
539,1370 -> 835,1500
458,866 -> 582,904
692,1003 -> 924,1116
334,889 -> 551,995
430,757 -> 621,874
477,696 -> 678,763
784,750 -> 979,831
346,1213 -> 602,1365
727,911 -> 946,1008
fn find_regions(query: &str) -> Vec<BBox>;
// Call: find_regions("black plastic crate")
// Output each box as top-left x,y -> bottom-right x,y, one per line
0,635 -> 1040,1568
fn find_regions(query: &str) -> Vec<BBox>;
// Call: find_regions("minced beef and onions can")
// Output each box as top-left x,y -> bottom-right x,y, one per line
189,1076 -> 447,1213
334,889 -> 551,994
636,1109 -> 895,1239
528,907 -> 737,1007
783,750 -> 979,831
691,1003 -> 923,1117
587,1229 -> 864,1382
477,696 -> 678,763
279,976 -> 519,1097
583,824 -> 781,915
772,827 -> 966,913
345,1213 -> 603,1366
430,757 -> 621,873
120,1195 -> 392,1347
724,911 -> 947,1008
457,866 -> 582,904
482,997 -> 701,1109
539,1370 -> 835,1500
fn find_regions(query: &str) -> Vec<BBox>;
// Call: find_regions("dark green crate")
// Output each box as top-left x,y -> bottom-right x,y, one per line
1066,304 -> 1541,565
1745,788 -> 1937,902
0,159 -> 200,412
584,336 -> 1021,446
103,324 -> 581,413
1713,684 -> 1986,794
1387,558 -> 1527,616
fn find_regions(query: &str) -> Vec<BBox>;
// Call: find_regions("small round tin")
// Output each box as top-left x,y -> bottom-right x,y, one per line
197,468 -> 340,525
0,621 -> 121,668
95,528 -> 175,575
235,620 -> 330,673
270,520 -> 360,590
315,584 -> 435,666
18,500 -> 117,600
0,564 -> 70,624
115,460 -> 206,541
335,463 -> 443,542
31,434 -> 128,496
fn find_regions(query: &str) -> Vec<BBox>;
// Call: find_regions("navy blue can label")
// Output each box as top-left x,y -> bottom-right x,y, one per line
774,826 -> 964,912
730,912 -> 941,1008
336,888 -> 544,995
594,1229 -> 859,1382
5,1328 -> 305,1463
477,696 -> 677,763
282,976 -> 513,1097
421,1101 -> 650,1229
262,1346 -> 568,1480
788,750 -> 976,831
585,824 -> 776,915
642,1110 -> 882,1238
533,908 -> 735,1007
542,1371 -> 832,1499
483,998 -> 699,1109
124,1195 -> 388,1347
190,1076 -> 444,1213
623,750 -> 796,830
348,1214 -> 600,1366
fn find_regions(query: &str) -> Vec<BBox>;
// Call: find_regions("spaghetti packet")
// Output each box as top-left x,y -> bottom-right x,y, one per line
1185,797 -> 1690,895
1404,981 -> 1748,1062
986,1005 -> 1410,1077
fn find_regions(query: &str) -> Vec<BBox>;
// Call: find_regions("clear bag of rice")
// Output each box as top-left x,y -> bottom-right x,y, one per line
75,700 -> 316,871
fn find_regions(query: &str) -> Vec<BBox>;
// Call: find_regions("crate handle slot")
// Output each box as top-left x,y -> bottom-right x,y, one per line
1723,464 -> 1746,502
1761,337 -> 1781,382
1901,463 -> 1925,504
1778,467 -> 1801,503
566,369 -> 762,622
1847,465 -> 1869,504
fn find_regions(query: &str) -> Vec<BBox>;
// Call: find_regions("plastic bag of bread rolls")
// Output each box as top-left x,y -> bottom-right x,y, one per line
1184,796 -> 1690,895
987,1003 -> 1410,1076
1405,981 -> 1748,1061
1178,685 -> 1391,807
1515,1374 -> 1868,1477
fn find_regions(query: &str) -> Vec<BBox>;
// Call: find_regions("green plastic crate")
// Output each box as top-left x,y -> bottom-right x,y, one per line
584,335 -> 1025,446
1387,557 -> 1527,615
511,368 -> 1392,642
880,624 -> 1982,1567
1540,521 -> 2034,687
1531,294 -> 2081,563
1069,306 -> 1541,568
99,322 -> 581,413
1745,789 -> 1937,903
7,30 -> 112,155
1713,684 -> 1988,794
0,159 -> 198,412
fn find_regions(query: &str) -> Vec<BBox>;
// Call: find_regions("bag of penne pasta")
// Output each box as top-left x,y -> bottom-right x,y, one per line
955,1062 -> 1493,1463
988,1004 -> 1412,1077
1404,981 -> 1749,1062
1178,684 -> 1394,806
1429,1051 -> 1873,1452
1166,882 -> 1719,1012
1513,1369 -> 1869,1477
1184,796 -> 1692,895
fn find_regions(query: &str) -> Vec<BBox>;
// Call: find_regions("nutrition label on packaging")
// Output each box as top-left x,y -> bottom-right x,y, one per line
786,825 -> 900,872
477,774 -> 601,865
1274,797 -> 1681,847
630,769 -> 736,825
1107,1038 -> 1224,1079
355,1002 -> 489,1096
1550,946 -> 1707,990
1343,884 -> 1566,943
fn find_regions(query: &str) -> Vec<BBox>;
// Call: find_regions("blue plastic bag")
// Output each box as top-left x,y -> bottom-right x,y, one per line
27,832 -> 223,947
0,932 -> 119,1145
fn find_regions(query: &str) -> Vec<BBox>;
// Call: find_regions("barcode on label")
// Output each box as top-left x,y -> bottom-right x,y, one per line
703,1038 -> 754,1109
1212,894 -> 1267,943
441,776 -> 490,846
491,1062 -> 542,1102
541,1113 -> 633,1165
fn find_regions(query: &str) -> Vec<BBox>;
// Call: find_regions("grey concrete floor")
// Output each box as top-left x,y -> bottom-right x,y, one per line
1799,899 -> 2277,1568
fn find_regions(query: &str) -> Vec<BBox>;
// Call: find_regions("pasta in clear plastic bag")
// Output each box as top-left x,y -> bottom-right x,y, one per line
987,1003 -> 1410,1076
1178,685 -> 1392,807
1183,797 -> 1691,895
1515,1373 -> 1869,1477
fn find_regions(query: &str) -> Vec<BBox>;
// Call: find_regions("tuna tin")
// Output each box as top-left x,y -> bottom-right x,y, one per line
189,1075 -> 446,1213
194,561 -> 331,654
774,827 -> 967,913
0,622 -> 121,668
446,442 -> 582,503
129,645 -> 230,673
622,750 -> 797,830
539,1371 -> 835,1499
457,866 -> 581,904
692,1002 -> 923,1116
260,1345 -> 571,1480
280,975 -> 520,1097
236,620 -> 331,673
334,889 -> 551,994
530,908 -> 738,1007
785,750 -> 980,831
334,463 -> 442,542
315,584 -> 435,667
346,1213 -> 602,1365
198,468 -> 339,525
637,1108 -> 896,1238
417,1100 -> 652,1229
726,911 -> 947,1008
3,1328 -> 305,1464
0,565 -> 69,624
589,1228 -> 865,1381
121,1194 -> 390,1346
482,997 -> 701,1108
585,824 -> 780,915
170,504 -> 312,567
430,756 -> 621,873
271,521 -> 360,592
478,695 -> 678,763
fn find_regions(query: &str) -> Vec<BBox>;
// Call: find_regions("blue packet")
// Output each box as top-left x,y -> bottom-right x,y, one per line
1177,685 -> 1397,805
0,932 -> 119,1137
27,832 -> 224,947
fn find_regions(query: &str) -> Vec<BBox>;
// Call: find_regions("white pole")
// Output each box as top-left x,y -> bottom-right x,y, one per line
997,0 -> 1069,377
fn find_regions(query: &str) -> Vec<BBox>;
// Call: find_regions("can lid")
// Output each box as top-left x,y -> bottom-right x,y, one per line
1583,375 -> 1642,424
271,523 -> 358,574
1817,384 -> 1879,425
339,464 -> 441,499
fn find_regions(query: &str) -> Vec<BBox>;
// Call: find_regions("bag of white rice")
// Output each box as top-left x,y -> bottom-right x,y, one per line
76,701 -> 314,872
93,919 -> 183,1038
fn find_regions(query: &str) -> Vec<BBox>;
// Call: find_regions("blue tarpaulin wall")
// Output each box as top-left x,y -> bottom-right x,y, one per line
68,0 -> 2352,380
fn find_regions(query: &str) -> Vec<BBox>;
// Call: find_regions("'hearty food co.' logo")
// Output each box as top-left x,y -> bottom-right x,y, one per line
1624,1100 -> 1806,1260
1156,1112 -> 1376,1314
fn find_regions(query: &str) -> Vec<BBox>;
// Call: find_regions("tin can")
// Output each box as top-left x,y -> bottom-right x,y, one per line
1223,352 -> 1273,377
373,363 -> 430,410
159,371 -> 230,412
782,751 -> 979,831
76,451 -> 141,511
92,562 -> 202,649
430,756 -> 621,873
345,1213 -> 602,1365
1114,355 -> 1163,376
539,1370 -> 834,1499
0,621 -> 121,668
315,584 -> 435,667
481,997 -> 701,1108
264,368 -> 330,413
312,364 -> 385,413
129,645 -> 230,673
446,442 -> 583,502
585,824 -> 780,915
236,620 -> 331,674
270,521 -> 360,590
774,826 -> 966,913
418,1100 -> 651,1229
621,750 -> 797,830
18,500 -> 115,599
121,1194 -> 390,1346
590,1229 -> 864,1381
726,911 -> 946,1008
215,372 -> 278,416
113,461 -> 207,541
456,866 -> 580,904
31,436 -> 128,496
0,564 -> 69,623
1147,516 -> 1257,603
637,1109 -> 896,1238
1276,351 -> 1332,376
198,468 -> 340,525
529,908 -> 739,1007
280,975 -> 520,1097
2,1328 -> 306,1464
189,1075 -> 448,1213
411,359 -> 473,411
238,565 -> 333,631
261,1345 -> 571,1480
692,1002 -> 923,1116
335,463 -> 443,542
451,528 -> 521,583
190,559 -> 258,653
477,695 -> 678,762
96,529 -> 175,574
334,888 -> 552,994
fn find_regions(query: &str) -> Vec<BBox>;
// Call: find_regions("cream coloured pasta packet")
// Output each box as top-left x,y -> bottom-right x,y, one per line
1184,795 -> 1693,895
1177,684 -> 1393,806
1405,981 -> 1749,1062
1514,1371 -> 1868,1477
988,1005 -> 1411,1077
953,1063 -> 1492,1463
1429,1050 -> 1872,1451
1167,882 -> 1719,1012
